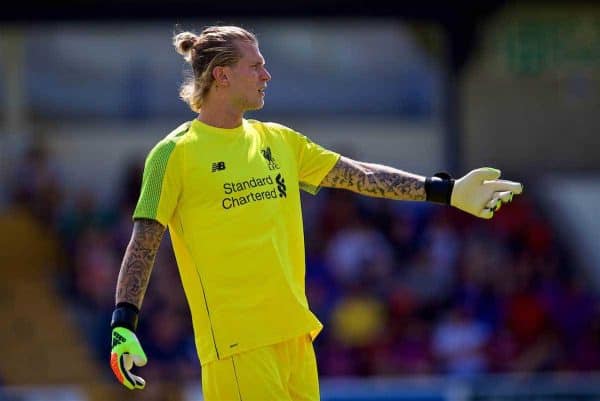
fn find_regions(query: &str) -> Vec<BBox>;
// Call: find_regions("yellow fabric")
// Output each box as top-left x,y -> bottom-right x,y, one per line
201,334 -> 319,401
133,118 -> 340,365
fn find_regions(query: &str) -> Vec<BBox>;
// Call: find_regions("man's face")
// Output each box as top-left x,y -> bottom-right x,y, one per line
226,41 -> 271,112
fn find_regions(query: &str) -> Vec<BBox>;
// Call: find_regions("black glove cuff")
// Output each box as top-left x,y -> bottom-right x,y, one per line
425,172 -> 455,205
111,302 -> 139,332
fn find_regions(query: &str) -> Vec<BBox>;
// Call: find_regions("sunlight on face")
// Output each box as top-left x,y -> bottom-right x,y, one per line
227,41 -> 271,112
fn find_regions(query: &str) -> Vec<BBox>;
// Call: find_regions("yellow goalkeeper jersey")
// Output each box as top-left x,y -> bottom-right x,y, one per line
133,118 -> 340,365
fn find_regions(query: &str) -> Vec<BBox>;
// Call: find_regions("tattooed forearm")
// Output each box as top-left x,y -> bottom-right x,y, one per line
115,218 -> 165,308
320,156 -> 427,201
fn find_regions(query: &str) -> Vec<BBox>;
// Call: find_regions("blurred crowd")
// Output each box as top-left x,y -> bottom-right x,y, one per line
7,143 -> 600,385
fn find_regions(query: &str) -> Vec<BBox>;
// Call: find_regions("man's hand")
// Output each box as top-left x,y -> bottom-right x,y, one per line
110,326 -> 147,390
451,167 -> 523,219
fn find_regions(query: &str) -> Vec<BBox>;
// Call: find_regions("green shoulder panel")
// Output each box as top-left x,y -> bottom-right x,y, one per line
134,121 -> 191,219
134,140 -> 176,219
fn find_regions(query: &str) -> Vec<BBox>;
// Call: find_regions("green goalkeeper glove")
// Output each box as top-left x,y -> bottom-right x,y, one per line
110,303 -> 147,390
426,167 -> 523,219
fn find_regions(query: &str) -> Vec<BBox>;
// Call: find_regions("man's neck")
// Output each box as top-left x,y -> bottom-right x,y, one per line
197,103 -> 244,129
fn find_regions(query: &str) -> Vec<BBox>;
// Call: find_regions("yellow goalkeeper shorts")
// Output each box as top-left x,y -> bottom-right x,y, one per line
201,334 -> 319,401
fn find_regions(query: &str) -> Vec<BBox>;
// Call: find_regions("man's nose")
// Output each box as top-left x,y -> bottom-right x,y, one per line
262,68 -> 271,82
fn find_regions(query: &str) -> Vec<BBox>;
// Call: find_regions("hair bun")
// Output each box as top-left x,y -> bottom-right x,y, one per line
173,32 -> 198,61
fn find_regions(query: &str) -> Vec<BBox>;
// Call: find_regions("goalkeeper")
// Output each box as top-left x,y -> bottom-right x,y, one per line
110,25 -> 523,400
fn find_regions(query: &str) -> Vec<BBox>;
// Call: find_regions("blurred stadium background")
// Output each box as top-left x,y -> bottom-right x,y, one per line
1,1 -> 600,400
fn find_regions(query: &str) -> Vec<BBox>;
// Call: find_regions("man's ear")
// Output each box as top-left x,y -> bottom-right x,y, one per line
213,66 -> 230,87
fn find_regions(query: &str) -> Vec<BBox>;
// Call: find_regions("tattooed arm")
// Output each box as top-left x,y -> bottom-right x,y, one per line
109,218 -> 163,389
115,218 -> 165,308
320,156 -> 427,201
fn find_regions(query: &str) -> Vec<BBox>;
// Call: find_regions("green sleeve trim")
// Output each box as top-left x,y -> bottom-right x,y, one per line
134,140 -> 177,220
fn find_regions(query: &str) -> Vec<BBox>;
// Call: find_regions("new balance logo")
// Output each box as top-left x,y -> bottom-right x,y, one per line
276,173 -> 286,198
112,332 -> 126,348
211,161 -> 226,172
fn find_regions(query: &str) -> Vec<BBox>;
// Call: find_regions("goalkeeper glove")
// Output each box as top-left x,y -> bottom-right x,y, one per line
426,167 -> 523,219
110,303 -> 147,390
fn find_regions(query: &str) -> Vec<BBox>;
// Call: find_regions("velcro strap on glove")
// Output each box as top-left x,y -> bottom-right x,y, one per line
425,172 -> 455,205
111,302 -> 140,332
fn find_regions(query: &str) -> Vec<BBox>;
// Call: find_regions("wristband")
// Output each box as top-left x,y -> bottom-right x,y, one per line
425,172 -> 454,205
111,302 -> 140,332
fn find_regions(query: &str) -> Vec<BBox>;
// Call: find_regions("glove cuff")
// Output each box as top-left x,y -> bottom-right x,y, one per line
111,302 -> 140,332
425,172 -> 454,205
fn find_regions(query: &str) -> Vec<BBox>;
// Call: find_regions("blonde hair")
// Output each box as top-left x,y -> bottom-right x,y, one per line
173,26 -> 257,112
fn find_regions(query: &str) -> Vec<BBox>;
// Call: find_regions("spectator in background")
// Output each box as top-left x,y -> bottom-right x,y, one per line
432,303 -> 491,377
505,252 -> 549,351
455,233 -> 509,331
327,276 -> 387,376
11,144 -> 63,229
325,210 -> 394,287
385,318 -> 434,375
384,204 -> 421,261
401,247 -> 449,307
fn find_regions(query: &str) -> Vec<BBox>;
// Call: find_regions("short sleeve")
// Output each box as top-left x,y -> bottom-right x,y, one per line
288,129 -> 340,195
133,139 -> 182,226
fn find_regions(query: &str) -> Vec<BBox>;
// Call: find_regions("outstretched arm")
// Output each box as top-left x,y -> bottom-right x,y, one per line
320,156 -> 523,219
320,156 -> 427,201
115,218 -> 165,308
